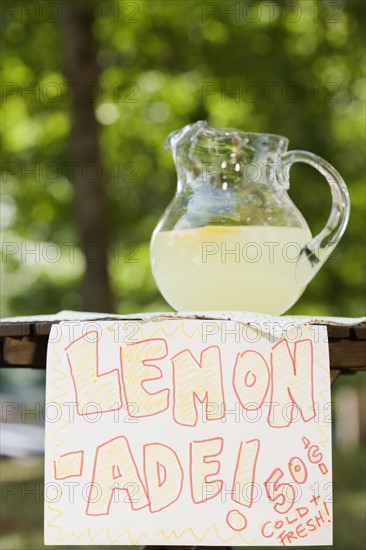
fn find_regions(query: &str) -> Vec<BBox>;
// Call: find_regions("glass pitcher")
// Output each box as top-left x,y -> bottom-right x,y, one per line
150,121 -> 350,314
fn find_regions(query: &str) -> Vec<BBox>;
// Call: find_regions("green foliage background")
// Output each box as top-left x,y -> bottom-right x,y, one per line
1,0 -> 365,317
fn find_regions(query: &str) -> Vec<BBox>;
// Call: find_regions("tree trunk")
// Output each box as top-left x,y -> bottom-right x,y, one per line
59,3 -> 114,312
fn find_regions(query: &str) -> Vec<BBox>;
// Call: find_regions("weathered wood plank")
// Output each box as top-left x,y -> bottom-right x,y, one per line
1,317 -> 365,383
327,325 -> 351,338
353,325 -> 366,339
0,323 -> 31,337
3,336 -> 48,368
34,322 -> 53,336
0,320 -> 364,339
1,334 -> 365,374
329,340 -> 366,369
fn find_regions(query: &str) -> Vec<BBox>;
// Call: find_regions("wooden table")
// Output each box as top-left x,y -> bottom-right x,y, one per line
1,318 -> 365,385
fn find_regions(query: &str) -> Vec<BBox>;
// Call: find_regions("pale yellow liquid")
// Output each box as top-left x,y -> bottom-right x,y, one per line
150,226 -> 312,314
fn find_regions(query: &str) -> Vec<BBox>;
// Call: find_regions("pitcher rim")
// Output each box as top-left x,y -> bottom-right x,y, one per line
204,128 -> 289,142
165,121 -> 289,150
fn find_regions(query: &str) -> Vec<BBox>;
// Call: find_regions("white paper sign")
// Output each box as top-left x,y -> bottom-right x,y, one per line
45,319 -> 333,546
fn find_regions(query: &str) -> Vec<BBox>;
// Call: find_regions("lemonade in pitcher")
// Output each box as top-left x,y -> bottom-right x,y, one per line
150,122 -> 350,314
151,225 -> 312,314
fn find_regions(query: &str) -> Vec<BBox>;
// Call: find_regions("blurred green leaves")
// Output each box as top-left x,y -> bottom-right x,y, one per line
0,0 -> 365,316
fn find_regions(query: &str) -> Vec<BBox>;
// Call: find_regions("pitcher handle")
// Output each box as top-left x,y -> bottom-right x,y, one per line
278,150 -> 350,286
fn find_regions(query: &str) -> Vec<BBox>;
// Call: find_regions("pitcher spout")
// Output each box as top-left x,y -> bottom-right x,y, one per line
164,120 -> 208,151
